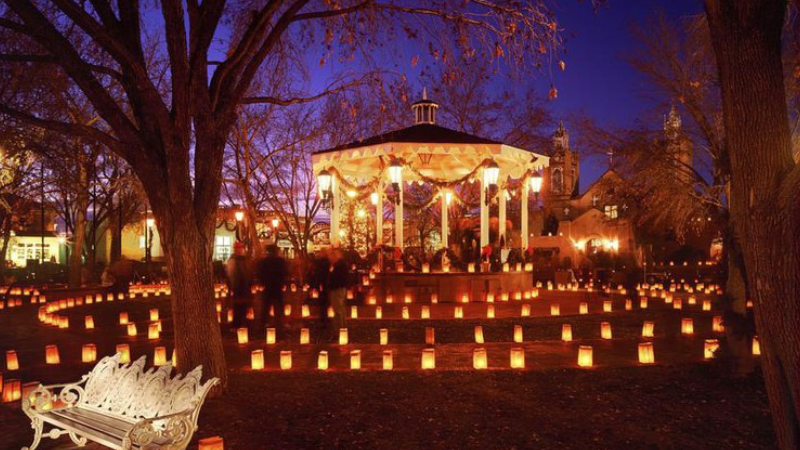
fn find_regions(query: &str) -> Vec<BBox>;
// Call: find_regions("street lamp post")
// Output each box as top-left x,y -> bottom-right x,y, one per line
40,161 -> 45,269
234,209 -> 246,250
388,159 -> 403,250
529,172 -> 543,199
144,213 -> 154,283
522,171 -> 544,250
271,218 -> 279,246
57,234 -> 68,267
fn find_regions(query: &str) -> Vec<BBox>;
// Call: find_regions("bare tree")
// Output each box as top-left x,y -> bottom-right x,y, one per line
0,145 -> 37,278
0,0 -> 566,389
577,11 -> 795,374
224,102 -> 325,262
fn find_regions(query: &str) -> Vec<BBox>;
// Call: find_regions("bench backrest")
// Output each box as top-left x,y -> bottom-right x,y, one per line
79,354 -> 216,422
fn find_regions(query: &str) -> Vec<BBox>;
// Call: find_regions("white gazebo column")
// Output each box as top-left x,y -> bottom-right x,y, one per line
330,174 -> 340,246
375,184 -> 383,246
521,182 -> 529,250
441,189 -> 449,249
480,177 -> 489,248
395,181 -> 404,249
499,188 -> 507,245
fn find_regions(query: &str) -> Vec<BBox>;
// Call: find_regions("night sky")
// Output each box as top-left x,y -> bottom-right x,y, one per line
538,0 -> 703,186
302,0 -> 705,189
543,0 -> 702,128
208,1 -> 705,189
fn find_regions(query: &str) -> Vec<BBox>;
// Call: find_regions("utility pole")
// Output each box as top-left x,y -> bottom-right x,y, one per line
40,161 -> 45,267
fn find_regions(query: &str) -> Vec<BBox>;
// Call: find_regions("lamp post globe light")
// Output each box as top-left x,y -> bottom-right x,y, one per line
271,218 -> 280,245
233,208 -> 248,250
317,168 -> 332,205
57,234 -> 69,267
388,159 -> 403,194
484,160 -> 500,186
529,172 -> 543,197
144,214 -> 155,282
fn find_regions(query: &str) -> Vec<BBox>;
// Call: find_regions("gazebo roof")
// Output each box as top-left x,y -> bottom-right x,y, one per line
312,93 -> 549,187
315,123 -> 501,154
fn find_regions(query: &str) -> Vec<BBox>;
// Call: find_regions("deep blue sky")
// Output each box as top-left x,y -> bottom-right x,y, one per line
304,0 -> 705,188
538,0 -> 703,187
199,1 -> 704,188
543,0 -> 702,128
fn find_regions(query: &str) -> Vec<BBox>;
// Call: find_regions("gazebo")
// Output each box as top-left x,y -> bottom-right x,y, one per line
312,90 -> 549,254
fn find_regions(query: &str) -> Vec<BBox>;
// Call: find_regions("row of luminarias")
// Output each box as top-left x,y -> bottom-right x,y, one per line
2,314 -> 733,374
1,344 -> 173,403
235,314 -> 728,346
36,292 -> 721,335
11,305 -> 729,371
245,335 -> 761,372
3,312 -> 756,374
3,279 -> 725,313
219,296 -> 717,323
34,291 -> 723,334
0,335 -> 741,405
1,334 -> 760,380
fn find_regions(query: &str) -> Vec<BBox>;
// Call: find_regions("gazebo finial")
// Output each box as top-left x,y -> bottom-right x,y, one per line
423,87 -> 428,100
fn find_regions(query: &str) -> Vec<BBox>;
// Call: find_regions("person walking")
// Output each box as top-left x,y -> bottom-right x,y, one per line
226,241 -> 253,329
327,248 -> 349,334
257,244 -> 288,337
312,250 -> 331,330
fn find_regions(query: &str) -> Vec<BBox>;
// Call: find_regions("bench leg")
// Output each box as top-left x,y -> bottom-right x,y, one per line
21,417 -> 43,450
69,432 -> 87,447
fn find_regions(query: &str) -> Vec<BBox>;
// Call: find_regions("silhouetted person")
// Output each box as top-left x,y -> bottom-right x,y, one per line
312,250 -> 331,329
226,241 -> 252,329
327,248 -> 349,333
257,244 -> 288,336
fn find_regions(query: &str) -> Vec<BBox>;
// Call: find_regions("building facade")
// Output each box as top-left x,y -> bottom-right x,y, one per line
530,107 -> 697,269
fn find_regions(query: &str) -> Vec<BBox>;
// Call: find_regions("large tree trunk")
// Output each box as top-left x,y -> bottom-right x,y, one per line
723,228 -> 754,374
161,219 -> 227,392
69,164 -> 89,288
705,1 -> 800,448
109,215 -> 122,263
143,131 -> 229,393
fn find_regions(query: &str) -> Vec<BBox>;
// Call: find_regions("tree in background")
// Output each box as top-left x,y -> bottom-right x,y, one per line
578,10 -> 798,374
0,144 -> 37,279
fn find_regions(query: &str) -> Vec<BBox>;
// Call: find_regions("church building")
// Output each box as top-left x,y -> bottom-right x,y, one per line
530,106 -> 693,270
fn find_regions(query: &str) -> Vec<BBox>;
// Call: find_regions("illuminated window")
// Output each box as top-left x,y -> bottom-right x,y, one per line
570,168 -> 577,192
214,235 -> 232,261
586,238 -> 602,254
591,195 -> 599,207
551,168 -> 563,195
14,243 -> 50,262
604,205 -> 618,219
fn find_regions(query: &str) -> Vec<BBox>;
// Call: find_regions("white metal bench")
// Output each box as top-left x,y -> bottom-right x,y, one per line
21,353 -> 219,450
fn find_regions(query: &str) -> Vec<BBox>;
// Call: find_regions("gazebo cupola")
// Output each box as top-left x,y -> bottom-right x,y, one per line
411,88 -> 439,124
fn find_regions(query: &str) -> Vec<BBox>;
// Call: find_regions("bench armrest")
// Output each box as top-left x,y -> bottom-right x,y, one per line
22,379 -> 87,417
124,408 -> 197,449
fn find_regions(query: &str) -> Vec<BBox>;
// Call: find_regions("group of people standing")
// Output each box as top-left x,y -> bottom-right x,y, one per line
308,247 -> 350,332
226,242 -> 351,341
